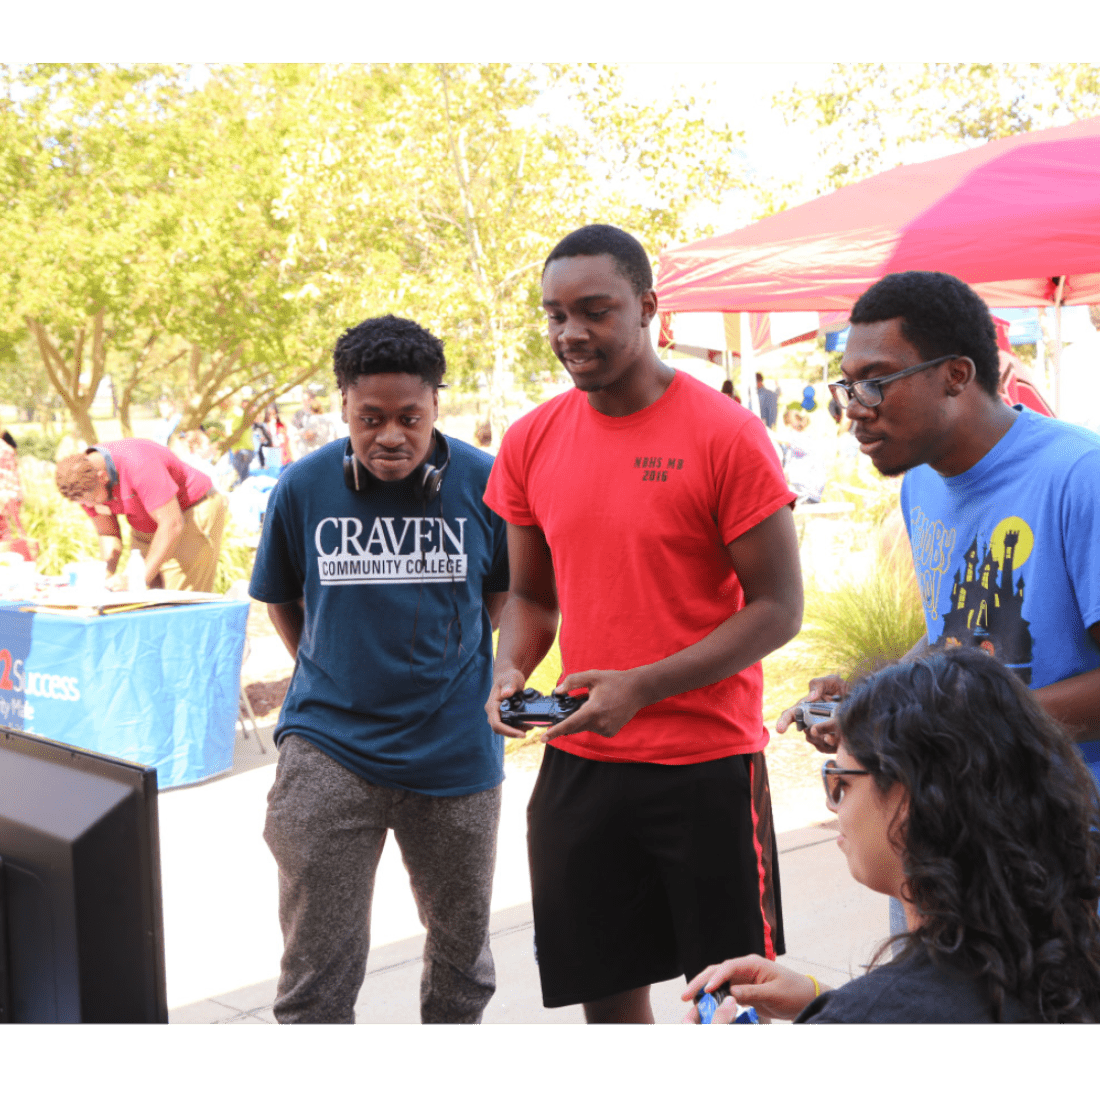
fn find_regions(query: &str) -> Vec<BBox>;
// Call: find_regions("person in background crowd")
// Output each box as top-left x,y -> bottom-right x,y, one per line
264,404 -> 294,467
474,421 -> 496,455
0,422 -> 35,560
686,650 -> 1100,1023
720,379 -> 741,403
252,410 -> 275,469
151,397 -> 181,447
291,390 -> 314,436
170,427 -> 219,481
779,407 -> 826,505
225,394 -> 258,485
55,438 -> 227,591
293,394 -> 336,457
755,372 -> 778,428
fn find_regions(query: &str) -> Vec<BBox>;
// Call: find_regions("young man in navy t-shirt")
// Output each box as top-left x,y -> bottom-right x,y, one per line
250,315 -> 509,1023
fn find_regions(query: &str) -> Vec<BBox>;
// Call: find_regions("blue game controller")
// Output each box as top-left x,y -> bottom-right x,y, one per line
694,983 -> 759,1025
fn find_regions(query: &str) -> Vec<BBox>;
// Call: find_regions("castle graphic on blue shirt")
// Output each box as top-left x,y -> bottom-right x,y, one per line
936,521 -> 1034,684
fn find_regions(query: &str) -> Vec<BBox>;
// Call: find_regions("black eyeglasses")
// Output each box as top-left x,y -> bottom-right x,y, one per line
828,355 -> 962,410
822,759 -> 871,810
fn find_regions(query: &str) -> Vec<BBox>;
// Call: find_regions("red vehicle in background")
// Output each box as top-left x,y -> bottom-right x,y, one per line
992,316 -> 1055,418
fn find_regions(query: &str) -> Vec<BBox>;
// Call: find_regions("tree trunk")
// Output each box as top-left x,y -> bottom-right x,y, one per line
485,336 -> 512,448
116,337 -> 187,438
117,386 -> 134,438
173,344 -> 328,456
25,313 -> 108,446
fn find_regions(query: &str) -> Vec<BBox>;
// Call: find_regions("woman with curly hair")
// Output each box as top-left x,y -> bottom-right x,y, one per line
684,647 -> 1100,1023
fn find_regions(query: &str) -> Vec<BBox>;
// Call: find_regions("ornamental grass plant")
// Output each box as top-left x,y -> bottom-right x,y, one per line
797,518 -> 925,679
213,519 -> 257,595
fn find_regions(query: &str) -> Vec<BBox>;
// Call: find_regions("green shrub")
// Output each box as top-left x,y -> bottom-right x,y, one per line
214,520 -> 257,595
821,453 -> 903,529
10,429 -> 64,463
17,457 -> 101,575
799,549 -> 925,678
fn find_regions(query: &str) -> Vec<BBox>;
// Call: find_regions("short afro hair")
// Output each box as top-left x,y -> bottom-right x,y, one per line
55,454 -> 99,501
849,272 -> 1000,396
543,224 -> 653,296
333,315 -> 446,391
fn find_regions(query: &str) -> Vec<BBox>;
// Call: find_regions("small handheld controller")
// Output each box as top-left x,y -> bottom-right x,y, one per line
693,984 -> 759,1025
793,698 -> 840,731
499,688 -> 586,728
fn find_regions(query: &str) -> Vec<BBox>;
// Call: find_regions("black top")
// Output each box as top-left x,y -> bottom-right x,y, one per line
796,947 -> 1030,1023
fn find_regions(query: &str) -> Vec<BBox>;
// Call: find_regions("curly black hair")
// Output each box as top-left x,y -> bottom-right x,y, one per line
849,271 -> 1001,396
543,224 -> 653,296
838,648 -> 1100,1022
332,315 -> 446,391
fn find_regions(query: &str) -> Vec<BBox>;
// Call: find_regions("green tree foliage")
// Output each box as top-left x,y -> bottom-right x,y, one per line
264,63 -> 573,439
776,63 -> 1100,195
800,539 -> 925,676
0,335 -> 56,424
267,64 -> 742,438
130,64 -> 357,447
2,63 -> 742,448
0,64 -> 189,443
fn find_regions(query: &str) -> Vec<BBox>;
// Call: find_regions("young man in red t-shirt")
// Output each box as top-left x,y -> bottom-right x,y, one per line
483,224 -> 803,1023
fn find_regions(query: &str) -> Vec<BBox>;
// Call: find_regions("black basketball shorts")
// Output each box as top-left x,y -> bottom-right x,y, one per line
527,745 -> 784,1009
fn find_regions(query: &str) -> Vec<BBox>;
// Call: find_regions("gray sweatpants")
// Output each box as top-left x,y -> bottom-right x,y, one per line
263,735 -> 501,1024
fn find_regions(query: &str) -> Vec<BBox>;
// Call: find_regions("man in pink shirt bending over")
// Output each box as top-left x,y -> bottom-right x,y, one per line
55,439 -> 227,592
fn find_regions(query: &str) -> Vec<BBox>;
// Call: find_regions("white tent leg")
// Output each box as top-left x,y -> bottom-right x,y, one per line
741,313 -> 759,419
1053,275 -> 1065,417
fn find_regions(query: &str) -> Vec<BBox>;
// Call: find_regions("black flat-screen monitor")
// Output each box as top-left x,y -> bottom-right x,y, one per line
0,725 -> 168,1023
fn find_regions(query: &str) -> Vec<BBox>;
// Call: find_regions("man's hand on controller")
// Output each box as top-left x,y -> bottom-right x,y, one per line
540,668 -> 645,743
486,668 -> 529,739
776,674 -> 847,753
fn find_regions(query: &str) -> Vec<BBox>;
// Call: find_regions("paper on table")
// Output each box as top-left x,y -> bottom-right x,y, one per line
25,589 -> 235,614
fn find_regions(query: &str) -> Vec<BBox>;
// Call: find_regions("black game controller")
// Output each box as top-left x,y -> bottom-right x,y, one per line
499,688 -> 586,728
793,699 -> 840,730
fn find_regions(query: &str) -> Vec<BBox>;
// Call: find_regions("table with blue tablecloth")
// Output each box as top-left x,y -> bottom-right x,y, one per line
0,598 -> 249,788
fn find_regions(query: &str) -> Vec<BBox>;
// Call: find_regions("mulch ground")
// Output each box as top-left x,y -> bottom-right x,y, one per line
244,676 -> 293,718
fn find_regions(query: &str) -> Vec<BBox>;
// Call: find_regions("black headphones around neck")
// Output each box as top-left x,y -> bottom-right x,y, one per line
342,430 -> 450,503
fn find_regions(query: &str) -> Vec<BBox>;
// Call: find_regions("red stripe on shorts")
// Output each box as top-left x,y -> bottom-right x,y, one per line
749,751 -> 777,960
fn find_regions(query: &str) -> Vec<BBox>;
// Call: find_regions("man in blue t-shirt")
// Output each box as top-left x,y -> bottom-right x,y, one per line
250,315 -> 509,1024
778,270 -> 1095,932
778,273 -> 1100,859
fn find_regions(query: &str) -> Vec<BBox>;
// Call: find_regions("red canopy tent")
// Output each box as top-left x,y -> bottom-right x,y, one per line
657,115 -> 1100,314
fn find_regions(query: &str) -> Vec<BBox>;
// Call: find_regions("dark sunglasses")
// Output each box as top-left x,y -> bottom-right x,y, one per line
822,758 -> 871,810
828,355 -> 963,410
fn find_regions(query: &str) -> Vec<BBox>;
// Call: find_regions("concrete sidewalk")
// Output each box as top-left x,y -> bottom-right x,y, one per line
164,719 -> 888,1024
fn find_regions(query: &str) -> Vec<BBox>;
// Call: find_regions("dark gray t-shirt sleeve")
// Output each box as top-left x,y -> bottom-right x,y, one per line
795,949 -> 1026,1024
